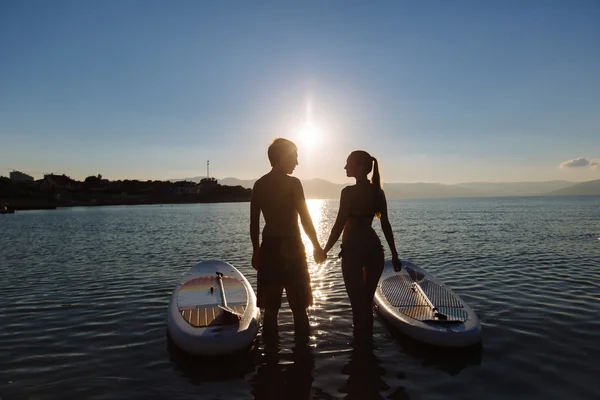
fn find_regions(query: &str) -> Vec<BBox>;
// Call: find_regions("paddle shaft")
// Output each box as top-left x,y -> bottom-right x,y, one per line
215,272 -> 241,322
216,272 -> 228,308
407,268 -> 448,320
411,281 -> 437,312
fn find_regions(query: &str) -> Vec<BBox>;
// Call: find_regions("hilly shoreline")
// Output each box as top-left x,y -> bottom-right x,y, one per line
172,177 -> 600,199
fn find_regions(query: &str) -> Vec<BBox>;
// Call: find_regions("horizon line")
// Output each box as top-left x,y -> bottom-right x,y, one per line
3,171 -> 597,185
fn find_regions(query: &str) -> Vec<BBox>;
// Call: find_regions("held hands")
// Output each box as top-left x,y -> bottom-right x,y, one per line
392,254 -> 402,272
313,247 -> 326,264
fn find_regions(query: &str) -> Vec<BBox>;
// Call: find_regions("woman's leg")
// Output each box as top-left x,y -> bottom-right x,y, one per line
362,248 -> 385,334
342,255 -> 367,334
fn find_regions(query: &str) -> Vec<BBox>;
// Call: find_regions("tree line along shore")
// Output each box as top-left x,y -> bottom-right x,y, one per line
0,174 -> 251,211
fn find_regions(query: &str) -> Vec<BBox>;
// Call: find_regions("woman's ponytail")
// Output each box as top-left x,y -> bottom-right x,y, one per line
371,157 -> 383,218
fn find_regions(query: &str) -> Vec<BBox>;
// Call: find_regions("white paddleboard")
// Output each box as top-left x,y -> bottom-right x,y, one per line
375,260 -> 481,347
167,260 -> 260,355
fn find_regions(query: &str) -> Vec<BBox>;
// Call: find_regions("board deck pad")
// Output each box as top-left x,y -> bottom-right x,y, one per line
380,273 -> 468,322
177,276 -> 247,327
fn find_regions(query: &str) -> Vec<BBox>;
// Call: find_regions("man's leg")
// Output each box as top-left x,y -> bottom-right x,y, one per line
286,267 -> 312,340
287,289 -> 310,339
262,284 -> 283,340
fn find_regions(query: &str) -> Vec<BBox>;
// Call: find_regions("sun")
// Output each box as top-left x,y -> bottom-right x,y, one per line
294,95 -> 326,150
298,122 -> 321,148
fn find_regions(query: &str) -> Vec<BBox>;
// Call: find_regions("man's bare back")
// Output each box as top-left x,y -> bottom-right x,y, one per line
252,170 -> 303,238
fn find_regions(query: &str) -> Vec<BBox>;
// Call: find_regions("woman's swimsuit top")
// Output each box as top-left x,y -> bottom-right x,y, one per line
346,212 -> 376,229
348,213 -> 375,219
348,213 -> 375,220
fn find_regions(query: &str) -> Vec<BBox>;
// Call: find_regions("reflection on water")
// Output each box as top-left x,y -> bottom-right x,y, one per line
381,317 -> 482,376
251,336 -> 315,400
339,339 -> 405,400
166,332 -> 259,384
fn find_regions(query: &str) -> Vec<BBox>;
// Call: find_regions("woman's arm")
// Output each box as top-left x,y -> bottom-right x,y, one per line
379,191 -> 402,269
323,188 -> 350,254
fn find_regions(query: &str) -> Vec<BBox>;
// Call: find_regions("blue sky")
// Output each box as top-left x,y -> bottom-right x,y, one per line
1,0 -> 599,183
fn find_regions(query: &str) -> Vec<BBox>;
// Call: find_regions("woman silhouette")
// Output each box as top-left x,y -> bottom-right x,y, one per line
323,150 -> 402,339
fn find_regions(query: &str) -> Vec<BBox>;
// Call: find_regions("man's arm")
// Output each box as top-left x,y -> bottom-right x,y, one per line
293,179 -> 321,250
250,183 -> 261,269
323,188 -> 350,254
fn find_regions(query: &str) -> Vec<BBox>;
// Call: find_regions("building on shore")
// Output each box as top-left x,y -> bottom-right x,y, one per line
10,170 -> 34,182
41,174 -> 77,191
199,177 -> 218,193
173,181 -> 199,195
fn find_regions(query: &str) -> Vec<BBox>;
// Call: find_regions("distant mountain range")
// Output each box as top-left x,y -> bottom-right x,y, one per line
548,179 -> 600,196
171,176 -> 600,199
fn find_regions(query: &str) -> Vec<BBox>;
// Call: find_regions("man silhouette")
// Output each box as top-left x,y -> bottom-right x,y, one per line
250,138 -> 325,339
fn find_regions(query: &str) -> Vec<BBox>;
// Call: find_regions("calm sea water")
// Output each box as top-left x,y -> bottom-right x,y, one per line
1,197 -> 599,400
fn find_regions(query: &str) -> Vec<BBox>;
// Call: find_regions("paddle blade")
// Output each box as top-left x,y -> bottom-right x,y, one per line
218,305 -> 241,324
434,312 -> 448,321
